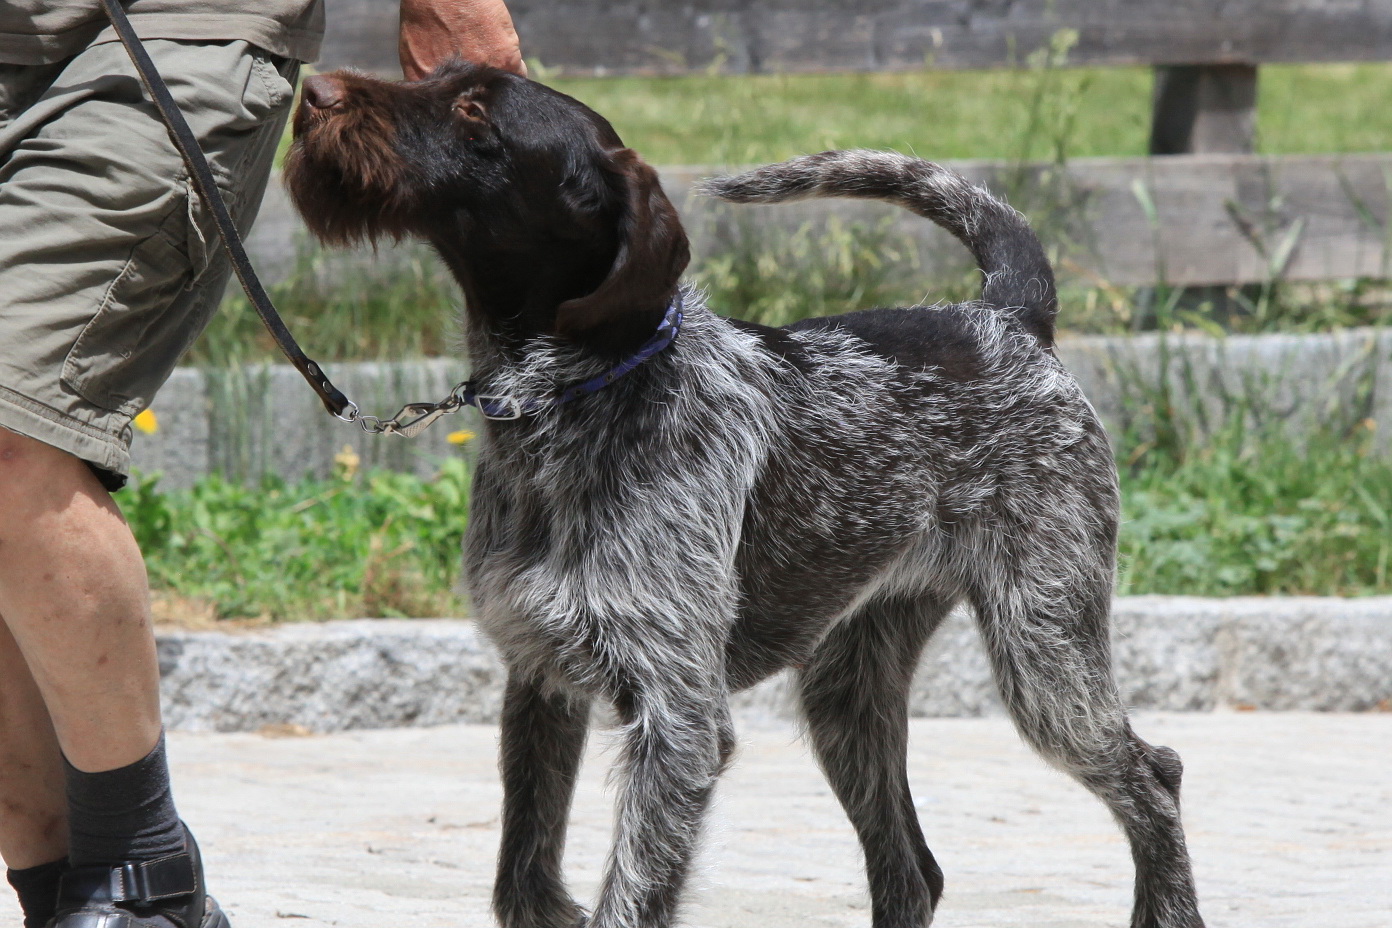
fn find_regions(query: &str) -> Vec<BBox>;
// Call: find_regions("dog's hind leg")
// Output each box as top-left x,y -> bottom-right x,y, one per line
494,674 -> 592,928
965,556 -> 1204,928
797,592 -> 955,928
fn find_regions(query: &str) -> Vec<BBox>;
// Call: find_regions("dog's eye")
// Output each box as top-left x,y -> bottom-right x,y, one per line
455,98 -> 487,122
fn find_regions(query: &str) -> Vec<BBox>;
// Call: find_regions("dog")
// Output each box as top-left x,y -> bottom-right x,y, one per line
285,61 -> 1205,928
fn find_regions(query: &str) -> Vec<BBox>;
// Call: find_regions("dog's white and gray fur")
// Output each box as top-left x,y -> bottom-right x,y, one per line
287,67 -> 1204,928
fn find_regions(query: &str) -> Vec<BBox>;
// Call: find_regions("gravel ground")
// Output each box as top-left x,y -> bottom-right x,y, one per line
5,712 -> 1387,928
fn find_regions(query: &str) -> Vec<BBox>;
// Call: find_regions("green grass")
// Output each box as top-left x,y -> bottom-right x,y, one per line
542,63 -> 1392,166
1118,421 -> 1392,596
191,247 -> 462,367
281,62 -> 1392,167
125,457 -> 472,621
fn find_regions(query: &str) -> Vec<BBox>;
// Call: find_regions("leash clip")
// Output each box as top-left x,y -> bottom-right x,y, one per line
358,400 -> 462,438
474,395 -> 525,420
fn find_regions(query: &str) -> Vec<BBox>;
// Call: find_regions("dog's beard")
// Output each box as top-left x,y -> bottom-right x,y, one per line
284,119 -> 415,247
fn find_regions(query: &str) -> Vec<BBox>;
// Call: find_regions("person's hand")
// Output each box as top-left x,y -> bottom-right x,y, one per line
399,0 -> 526,80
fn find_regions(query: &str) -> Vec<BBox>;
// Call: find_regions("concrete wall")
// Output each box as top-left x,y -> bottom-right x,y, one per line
157,598 -> 1392,732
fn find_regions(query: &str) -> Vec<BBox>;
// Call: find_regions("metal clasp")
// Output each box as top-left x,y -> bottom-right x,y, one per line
385,401 -> 460,438
475,395 -> 524,420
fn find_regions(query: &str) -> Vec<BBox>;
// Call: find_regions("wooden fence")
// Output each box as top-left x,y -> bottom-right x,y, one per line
296,0 -> 1392,289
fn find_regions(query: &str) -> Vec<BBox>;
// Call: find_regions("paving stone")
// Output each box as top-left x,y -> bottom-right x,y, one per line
5,713 -> 1385,927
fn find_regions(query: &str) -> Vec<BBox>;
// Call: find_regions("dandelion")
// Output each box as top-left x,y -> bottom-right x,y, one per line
447,430 -> 476,445
333,444 -> 361,480
133,409 -> 159,434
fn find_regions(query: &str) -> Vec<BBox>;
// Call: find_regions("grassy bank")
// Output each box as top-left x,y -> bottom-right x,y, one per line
152,61 -> 1389,621
128,457 -> 472,623
122,422 -> 1392,622
275,62 -> 1392,170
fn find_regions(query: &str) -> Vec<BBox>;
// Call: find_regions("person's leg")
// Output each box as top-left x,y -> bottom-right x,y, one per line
0,36 -> 297,927
0,430 -> 163,775
0,429 -> 166,927
0,618 -> 68,872
0,606 -> 69,927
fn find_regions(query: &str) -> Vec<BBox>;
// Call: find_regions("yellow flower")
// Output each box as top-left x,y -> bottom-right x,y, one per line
447,430 -> 476,445
133,409 -> 159,434
333,444 -> 361,480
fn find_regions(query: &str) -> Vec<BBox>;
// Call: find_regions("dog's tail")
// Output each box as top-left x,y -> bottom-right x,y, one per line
699,150 -> 1058,347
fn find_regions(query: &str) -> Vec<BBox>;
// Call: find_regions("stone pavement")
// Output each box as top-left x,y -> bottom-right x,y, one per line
5,712 -> 1387,928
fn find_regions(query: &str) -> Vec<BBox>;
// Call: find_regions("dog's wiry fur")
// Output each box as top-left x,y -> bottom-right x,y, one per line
287,61 -> 1205,928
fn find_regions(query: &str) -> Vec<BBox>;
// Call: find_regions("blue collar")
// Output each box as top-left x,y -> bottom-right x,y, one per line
462,296 -> 684,420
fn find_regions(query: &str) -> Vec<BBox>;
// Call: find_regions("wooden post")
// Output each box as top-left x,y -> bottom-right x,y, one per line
1150,64 -> 1259,155
1147,65 -> 1260,324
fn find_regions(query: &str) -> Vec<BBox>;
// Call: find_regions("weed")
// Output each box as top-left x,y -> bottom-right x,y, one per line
125,457 -> 473,620
693,214 -> 938,326
194,244 -> 462,367
1117,419 -> 1392,596
121,395 -> 1392,622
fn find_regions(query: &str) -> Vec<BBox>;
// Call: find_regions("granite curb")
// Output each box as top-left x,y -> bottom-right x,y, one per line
157,597 -> 1392,732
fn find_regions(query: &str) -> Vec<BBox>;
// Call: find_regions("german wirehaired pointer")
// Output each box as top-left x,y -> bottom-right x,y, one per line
286,61 -> 1205,928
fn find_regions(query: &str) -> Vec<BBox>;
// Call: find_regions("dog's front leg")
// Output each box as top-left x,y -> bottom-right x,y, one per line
589,670 -> 733,928
494,673 -> 592,928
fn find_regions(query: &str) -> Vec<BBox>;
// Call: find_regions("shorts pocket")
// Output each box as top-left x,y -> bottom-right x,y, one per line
61,180 -> 221,414
246,48 -> 296,120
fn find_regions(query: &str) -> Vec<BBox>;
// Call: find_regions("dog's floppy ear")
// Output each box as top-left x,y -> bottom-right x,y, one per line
555,148 -> 690,337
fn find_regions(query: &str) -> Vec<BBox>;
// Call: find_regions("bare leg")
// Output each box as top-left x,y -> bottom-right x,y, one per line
494,675 -> 591,928
0,619 -> 67,869
798,594 -> 952,928
0,430 -> 162,775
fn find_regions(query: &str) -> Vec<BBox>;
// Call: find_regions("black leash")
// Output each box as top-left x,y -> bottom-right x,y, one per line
99,0 -> 353,419
102,1 -> 683,438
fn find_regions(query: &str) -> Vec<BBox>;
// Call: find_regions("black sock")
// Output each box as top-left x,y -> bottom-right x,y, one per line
64,732 -> 185,868
7,858 -> 67,928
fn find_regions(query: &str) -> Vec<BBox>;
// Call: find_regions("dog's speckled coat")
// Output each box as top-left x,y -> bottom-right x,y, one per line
286,62 -> 1204,928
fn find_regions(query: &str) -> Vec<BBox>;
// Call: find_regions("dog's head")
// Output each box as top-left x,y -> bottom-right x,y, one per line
285,60 -> 689,349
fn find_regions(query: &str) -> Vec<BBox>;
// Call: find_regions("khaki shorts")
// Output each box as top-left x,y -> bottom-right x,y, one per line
0,38 -> 297,489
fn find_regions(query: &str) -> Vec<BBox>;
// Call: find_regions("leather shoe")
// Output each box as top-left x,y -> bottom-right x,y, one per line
48,825 -> 229,928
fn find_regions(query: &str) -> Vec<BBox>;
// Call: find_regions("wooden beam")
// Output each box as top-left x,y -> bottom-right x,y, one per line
663,153 -> 1392,288
319,0 -> 1392,76
247,153 -> 1392,290
1148,65 -> 1260,320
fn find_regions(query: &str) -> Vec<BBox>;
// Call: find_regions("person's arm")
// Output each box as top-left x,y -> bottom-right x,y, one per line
399,0 -> 526,80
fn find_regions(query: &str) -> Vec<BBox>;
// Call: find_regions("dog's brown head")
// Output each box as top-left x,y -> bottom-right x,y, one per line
286,60 -> 689,350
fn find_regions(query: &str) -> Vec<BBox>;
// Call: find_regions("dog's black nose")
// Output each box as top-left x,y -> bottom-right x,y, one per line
302,75 -> 345,111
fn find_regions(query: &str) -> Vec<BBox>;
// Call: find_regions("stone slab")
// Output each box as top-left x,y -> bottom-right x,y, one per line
155,598 -> 1392,733
6,712 -> 1389,927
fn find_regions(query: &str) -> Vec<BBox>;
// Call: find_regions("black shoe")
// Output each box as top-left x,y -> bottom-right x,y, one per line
48,825 -> 229,928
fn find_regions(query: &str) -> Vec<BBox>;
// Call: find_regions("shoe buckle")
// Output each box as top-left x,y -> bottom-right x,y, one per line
113,855 -> 195,904
115,861 -> 151,904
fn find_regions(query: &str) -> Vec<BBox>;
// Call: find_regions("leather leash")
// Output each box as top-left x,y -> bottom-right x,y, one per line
100,0 -> 354,420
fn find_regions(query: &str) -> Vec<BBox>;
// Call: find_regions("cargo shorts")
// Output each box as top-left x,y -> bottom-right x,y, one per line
0,38 -> 298,489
